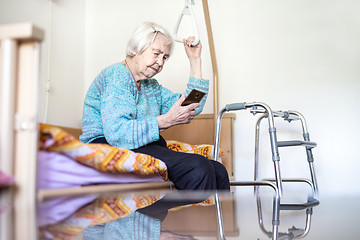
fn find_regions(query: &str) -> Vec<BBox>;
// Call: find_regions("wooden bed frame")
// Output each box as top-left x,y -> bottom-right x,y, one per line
0,22 -> 238,238
0,22 -> 43,240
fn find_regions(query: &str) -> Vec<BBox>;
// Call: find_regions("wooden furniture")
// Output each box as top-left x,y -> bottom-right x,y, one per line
163,198 -> 239,237
0,22 -> 43,240
162,113 -> 235,177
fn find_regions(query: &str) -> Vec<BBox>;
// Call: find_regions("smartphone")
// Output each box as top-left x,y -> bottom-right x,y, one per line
181,89 -> 206,106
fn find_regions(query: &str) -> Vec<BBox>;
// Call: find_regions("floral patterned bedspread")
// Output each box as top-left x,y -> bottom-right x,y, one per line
39,124 -> 223,182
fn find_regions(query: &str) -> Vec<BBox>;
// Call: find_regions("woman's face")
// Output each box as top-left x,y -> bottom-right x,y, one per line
133,33 -> 171,80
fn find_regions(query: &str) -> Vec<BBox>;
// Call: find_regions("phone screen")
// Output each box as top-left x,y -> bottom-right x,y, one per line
181,89 -> 206,106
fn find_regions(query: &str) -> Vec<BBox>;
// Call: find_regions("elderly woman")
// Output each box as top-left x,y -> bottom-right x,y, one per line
80,22 -> 229,191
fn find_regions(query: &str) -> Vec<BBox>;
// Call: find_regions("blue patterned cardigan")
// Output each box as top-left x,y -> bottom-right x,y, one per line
80,62 -> 209,150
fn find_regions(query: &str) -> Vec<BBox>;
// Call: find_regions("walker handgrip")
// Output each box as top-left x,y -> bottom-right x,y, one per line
225,103 -> 247,111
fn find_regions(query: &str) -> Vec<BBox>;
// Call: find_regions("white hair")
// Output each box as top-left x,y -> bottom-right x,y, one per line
126,22 -> 174,58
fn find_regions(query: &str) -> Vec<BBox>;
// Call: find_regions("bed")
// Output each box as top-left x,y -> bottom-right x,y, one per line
0,22 -> 237,238
37,112 -> 235,199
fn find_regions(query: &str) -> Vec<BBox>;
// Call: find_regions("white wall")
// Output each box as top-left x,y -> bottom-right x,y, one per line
1,0 -> 359,196
46,0 -> 85,127
0,0 -> 85,127
208,0 -> 360,197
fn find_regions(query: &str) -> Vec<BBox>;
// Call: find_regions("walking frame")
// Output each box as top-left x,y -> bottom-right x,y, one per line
213,102 -> 320,240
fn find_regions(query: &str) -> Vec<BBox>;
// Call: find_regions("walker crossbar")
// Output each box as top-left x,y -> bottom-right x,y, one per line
277,140 -> 317,148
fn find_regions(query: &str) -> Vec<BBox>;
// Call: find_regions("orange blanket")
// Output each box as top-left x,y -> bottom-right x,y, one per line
39,124 -> 223,182
39,123 -> 169,180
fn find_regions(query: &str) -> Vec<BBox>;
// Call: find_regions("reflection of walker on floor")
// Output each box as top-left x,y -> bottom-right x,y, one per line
256,189 -> 319,240
213,102 -> 320,240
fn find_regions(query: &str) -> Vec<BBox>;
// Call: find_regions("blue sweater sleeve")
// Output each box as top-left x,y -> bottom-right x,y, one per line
185,77 -> 209,115
160,77 -> 209,115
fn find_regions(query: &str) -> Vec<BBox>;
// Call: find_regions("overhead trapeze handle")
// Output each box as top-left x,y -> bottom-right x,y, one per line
173,0 -> 200,46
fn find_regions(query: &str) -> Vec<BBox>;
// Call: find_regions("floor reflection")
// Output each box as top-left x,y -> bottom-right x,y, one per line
36,186 -> 322,240
255,191 -> 319,240
2,185 -> 359,239
37,190 -> 165,239
37,190 -> 223,240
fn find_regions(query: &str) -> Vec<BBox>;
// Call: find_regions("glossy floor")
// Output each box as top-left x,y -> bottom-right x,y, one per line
1,185 -> 359,240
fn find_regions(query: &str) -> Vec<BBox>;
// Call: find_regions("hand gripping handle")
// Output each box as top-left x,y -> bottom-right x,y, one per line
173,0 -> 200,46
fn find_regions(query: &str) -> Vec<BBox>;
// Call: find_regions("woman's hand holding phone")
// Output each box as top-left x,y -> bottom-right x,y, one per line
157,94 -> 201,131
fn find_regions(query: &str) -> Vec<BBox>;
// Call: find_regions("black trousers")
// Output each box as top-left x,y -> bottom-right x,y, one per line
91,136 -> 230,191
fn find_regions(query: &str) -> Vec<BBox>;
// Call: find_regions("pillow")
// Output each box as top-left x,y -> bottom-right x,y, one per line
167,140 -> 223,162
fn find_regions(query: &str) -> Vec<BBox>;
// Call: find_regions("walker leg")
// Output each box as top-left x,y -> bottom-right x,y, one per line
271,196 -> 280,240
303,132 -> 319,195
269,126 -> 282,197
215,192 -> 226,240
